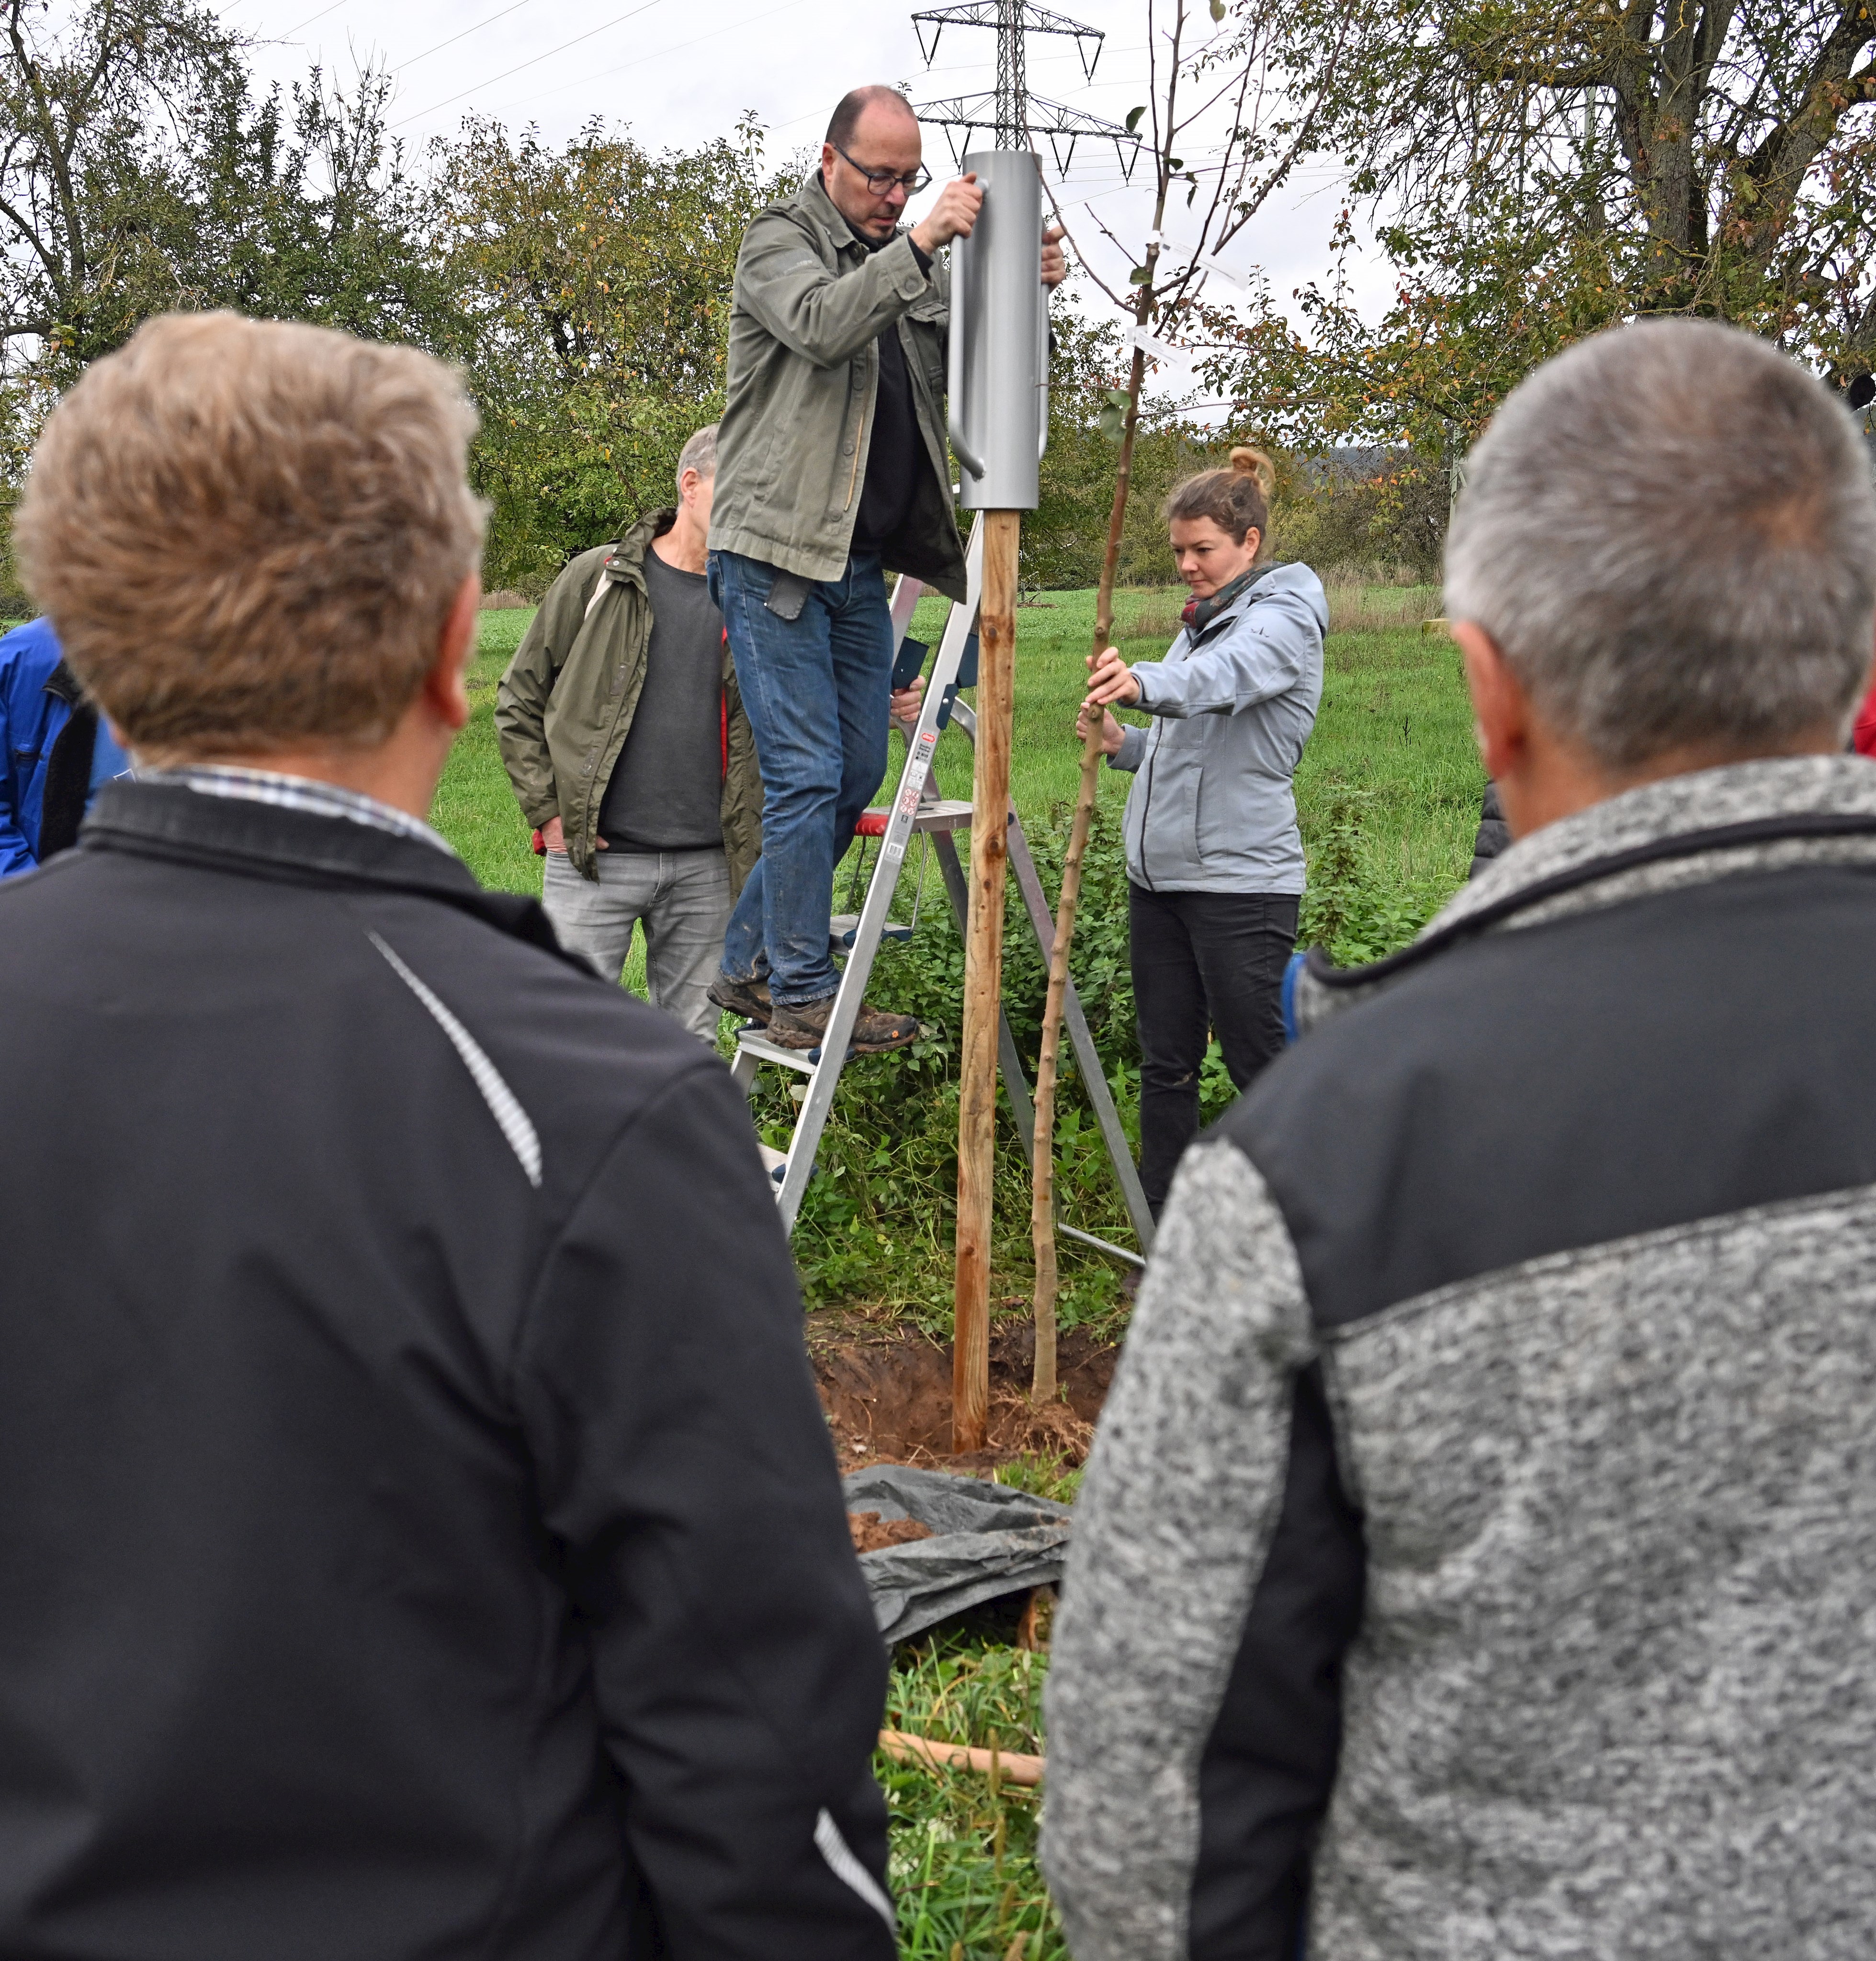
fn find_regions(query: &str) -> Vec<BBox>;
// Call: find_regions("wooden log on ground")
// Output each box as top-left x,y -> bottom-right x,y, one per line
877,1728 -> 1046,1787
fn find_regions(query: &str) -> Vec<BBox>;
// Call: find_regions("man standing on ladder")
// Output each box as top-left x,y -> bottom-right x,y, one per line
706,82 -> 1065,1051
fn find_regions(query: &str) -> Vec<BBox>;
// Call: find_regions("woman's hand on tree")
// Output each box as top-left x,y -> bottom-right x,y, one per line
1084,645 -> 1141,708
1075,701 -> 1125,755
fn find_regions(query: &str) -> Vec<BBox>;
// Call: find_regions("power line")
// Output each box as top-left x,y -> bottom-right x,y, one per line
401,0 -> 544,72
389,0 -> 669,128
279,0 -> 350,35
484,0 -> 817,118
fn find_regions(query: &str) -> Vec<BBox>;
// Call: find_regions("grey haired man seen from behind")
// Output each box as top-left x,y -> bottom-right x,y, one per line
1043,318 -> 1876,1961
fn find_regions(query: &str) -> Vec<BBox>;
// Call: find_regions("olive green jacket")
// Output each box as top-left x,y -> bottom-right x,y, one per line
707,170 -> 968,601
494,509 -> 763,888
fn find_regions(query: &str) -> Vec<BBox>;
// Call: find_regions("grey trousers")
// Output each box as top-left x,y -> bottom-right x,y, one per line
542,845 -> 731,1042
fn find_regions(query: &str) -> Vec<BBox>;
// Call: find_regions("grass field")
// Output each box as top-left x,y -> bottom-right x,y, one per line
433,585 -> 1482,1959
443,581 -> 1482,927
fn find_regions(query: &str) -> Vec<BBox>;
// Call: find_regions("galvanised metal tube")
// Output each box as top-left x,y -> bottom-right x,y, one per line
950,148 -> 1044,512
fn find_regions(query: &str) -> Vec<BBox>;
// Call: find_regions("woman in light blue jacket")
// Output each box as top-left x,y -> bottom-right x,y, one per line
1077,448 -> 1326,1216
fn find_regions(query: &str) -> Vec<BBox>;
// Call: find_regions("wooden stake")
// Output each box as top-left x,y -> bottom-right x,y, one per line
1028,339 -> 1152,1403
954,507 -> 1020,1454
877,1728 -> 1046,1787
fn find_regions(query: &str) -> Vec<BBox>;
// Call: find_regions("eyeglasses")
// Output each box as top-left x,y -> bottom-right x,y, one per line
833,144 -> 930,197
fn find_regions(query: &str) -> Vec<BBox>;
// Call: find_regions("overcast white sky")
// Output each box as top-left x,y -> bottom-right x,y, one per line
210,0 -> 1390,406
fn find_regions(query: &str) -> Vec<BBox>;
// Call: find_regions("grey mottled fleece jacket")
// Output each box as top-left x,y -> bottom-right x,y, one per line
1042,754 -> 1876,1961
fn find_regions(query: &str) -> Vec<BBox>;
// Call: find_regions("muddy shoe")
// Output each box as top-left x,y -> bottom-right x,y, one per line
769,993 -> 920,1054
707,973 -> 772,1024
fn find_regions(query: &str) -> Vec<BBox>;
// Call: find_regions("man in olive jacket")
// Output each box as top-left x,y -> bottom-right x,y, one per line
705,84 -> 1064,1051
497,426 -> 762,1039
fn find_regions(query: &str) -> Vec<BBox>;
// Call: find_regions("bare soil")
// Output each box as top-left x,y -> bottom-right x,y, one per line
848,1510 -> 936,1553
809,1313 -> 1119,1474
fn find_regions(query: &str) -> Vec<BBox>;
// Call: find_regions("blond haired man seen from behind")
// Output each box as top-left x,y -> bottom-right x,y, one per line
0,313 -> 896,1961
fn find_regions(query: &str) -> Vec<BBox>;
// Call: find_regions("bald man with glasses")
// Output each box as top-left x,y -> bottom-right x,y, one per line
705,85 -> 1066,1053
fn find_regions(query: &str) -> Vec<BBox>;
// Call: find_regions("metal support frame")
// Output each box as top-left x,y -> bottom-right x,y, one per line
950,699 -> 1154,1254
730,515 -> 1153,1262
910,0 -> 1140,174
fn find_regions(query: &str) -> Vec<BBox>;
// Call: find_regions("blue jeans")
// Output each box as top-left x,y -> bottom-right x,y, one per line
709,549 -> 894,1006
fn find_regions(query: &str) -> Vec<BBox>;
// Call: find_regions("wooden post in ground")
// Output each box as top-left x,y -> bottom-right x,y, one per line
953,507 -> 1021,1453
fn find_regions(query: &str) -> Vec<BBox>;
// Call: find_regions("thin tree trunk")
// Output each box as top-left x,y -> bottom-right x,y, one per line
1031,14 -> 1182,1398
1029,325 -> 1153,1401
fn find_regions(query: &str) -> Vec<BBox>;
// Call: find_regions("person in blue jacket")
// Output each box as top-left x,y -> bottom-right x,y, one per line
1076,446 -> 1327,1217
1,615 -> 131,876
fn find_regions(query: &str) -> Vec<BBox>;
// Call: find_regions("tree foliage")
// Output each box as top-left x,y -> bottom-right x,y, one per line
0,6 -> 447,599
0,0 -> 239,368
0,2 -> 441,375
1026,296 -> 1205,589
1208,0 -> 1876,451
434,113 -> 772,592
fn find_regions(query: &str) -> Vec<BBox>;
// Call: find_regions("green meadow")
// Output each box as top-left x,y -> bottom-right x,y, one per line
436,578 -> 1483,1305
441,580 -> 1483,929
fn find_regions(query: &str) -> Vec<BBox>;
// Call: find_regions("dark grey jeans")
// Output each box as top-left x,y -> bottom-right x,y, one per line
542,845 -> 731,1042
1129,882 -> 1300,1217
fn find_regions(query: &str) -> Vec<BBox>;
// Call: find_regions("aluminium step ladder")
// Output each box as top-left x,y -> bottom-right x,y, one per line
729,515 -> 1155,1265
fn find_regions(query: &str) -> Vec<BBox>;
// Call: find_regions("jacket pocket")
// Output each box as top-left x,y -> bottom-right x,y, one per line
1122,762 -> 1146,883
1195,751 -> 1279,870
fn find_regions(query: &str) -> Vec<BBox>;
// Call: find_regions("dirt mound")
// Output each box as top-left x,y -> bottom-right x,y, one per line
812,1316 -> 1119,1472
847,1510 -> 936,1553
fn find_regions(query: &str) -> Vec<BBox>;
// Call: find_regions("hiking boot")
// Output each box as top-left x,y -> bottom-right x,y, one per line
769,993 -> 919,1054
707,973 -> 773,1025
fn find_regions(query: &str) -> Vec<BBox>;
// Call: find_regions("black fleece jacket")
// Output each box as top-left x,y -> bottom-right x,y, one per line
0,782 -> 894,1961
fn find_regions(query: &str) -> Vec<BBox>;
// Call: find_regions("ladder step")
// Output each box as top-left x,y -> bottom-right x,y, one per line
831,914 -> 912,948
736,1026 -> 864,1071
855,798 -> 975,835
736,1030 -> 819,1073
757,1142 -> 818,1186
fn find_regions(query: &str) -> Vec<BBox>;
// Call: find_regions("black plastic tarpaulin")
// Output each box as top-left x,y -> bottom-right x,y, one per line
843,1463 -> 1073,1645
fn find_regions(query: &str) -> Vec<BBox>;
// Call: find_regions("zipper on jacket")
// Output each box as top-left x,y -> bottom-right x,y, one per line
580,570 -> 651,863
1133,629 -> 1189,894
1131,590 -> 1269,890
1136,723 -> 1160,892
844,338 -> 872,511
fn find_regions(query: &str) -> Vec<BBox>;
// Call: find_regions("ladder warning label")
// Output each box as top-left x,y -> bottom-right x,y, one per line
884,726 -> 940,865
